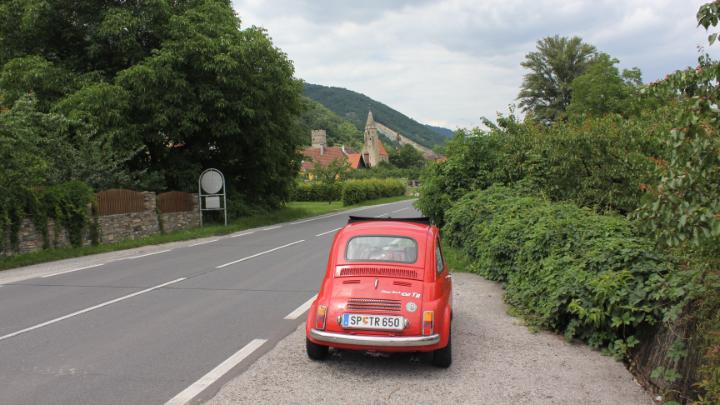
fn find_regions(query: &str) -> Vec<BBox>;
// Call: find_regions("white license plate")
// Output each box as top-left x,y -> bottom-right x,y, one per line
342,313 -> 404,331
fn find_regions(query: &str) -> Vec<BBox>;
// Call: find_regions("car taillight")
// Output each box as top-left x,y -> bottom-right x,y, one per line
316,305 -> 327,330
422,311 -> 434,335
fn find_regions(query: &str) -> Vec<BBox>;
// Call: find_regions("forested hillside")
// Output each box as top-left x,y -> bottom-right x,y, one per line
304,83 -> 448,148
295,97 -> 363,149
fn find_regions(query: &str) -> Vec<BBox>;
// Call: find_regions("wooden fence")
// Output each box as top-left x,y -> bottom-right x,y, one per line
157,191 -> 194,214
96,189 -> 145,216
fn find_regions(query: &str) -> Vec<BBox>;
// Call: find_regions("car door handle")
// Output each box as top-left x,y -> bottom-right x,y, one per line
446,274 -> 452,280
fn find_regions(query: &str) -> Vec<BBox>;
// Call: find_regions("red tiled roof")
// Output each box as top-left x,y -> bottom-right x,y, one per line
301,146 -> 353,169
347,153 -> 362,169
377,140 -> 388,156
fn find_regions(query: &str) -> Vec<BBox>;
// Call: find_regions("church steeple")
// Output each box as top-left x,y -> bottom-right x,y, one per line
365,110 -> 376,129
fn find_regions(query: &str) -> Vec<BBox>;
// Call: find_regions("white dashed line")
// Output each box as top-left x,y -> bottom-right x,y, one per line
230,231 -> 254,238
165,339 -> 267,405
261,225 -> 282,231
315,227 -> 342,237
284,294 -> 318,320
0,278 -> 186,343
125,249 -> 172,260
41,263 -> 105,278
391,207 -> 411,213
216,240 -> 305,269
189,239 -> 219,247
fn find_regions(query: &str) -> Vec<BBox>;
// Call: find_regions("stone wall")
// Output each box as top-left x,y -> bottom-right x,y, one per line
1,191 -> 201,256
160,195 -> 200,233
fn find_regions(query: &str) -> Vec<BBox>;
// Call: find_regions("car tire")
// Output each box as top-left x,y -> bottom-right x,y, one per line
432,331 -> 452,368
306,338 -> 329,360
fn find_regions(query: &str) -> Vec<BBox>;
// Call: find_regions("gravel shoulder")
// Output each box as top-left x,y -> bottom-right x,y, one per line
208,272 -> 652,404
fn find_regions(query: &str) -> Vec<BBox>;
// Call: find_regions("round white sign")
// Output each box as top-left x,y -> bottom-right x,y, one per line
200,170 -> 223,194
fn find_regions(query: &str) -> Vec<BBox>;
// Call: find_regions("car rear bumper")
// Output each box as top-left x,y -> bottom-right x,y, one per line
309,329 -> 440,347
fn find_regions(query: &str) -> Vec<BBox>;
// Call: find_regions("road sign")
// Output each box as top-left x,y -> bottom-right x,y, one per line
198,168 -> 227,226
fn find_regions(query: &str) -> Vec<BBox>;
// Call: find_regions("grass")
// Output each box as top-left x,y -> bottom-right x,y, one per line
443,244 -> 474,273
0,195 -> 412,271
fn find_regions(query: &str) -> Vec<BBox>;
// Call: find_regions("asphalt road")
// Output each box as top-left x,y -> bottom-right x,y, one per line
0,198 -> 420,405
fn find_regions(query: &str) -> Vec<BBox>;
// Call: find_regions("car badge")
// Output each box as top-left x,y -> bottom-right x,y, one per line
374,279 -> 379,289
406,302 -> 417,312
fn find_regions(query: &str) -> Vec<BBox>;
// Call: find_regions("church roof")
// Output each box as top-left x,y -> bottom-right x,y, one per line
301,146 -> 348,169
365,111 -> 376,128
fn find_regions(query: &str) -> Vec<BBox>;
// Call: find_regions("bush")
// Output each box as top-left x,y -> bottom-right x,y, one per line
290,182 -> 342,202
443,185 -> 692,358
341,178 -> 406,206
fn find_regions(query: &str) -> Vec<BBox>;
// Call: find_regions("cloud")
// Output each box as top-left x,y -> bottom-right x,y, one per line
232,0 -> 716,129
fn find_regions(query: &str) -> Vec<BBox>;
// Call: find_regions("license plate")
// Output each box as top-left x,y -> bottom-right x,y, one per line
342,313 -> 404,331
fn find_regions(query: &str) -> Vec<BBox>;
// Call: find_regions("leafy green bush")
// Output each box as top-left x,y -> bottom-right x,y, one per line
444,186 -> 692,358
341,178 -> 406,206
291,182 -> 342,202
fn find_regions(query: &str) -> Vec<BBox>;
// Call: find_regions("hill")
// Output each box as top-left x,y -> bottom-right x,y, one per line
295,97 -> 363,149
425,124 -> 455,138
304,83 -> 448,148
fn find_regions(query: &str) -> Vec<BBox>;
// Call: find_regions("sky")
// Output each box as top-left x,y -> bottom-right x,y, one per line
231,0 -> 715,130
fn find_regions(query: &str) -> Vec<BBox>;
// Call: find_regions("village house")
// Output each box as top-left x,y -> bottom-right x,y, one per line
300,111 -> 389,177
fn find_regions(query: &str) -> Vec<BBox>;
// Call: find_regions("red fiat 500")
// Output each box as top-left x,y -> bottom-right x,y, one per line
305,216 -> 453,367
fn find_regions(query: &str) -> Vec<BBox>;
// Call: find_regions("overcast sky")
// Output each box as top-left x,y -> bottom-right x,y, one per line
231,0 -> 714,130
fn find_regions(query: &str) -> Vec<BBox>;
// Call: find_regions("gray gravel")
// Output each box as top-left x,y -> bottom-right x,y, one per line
208,272 -> 651,405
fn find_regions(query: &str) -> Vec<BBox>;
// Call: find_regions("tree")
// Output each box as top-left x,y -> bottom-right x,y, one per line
566,53 -> 639,117
390,144 -> 425,169
0,0 -> 304,206
518,36 -> 597,123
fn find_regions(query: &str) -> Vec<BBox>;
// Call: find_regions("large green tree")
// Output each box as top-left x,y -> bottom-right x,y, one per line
0,0 -> 304,206
518,35 -> 597,123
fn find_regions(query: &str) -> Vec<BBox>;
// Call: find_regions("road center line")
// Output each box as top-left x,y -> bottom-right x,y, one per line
216,240 -> 305,269
315,227 -> 341,237
374,213 -> 389,218
41,263 -> 105,278
165,339 -> 267,405
230,231 -> 254,238
261,225 -> 282,231
0,278 -> 186,343
391,207 -> 411,213
125,249 -> 173,260
284,294 -> 318,320
189,239 -> 219,247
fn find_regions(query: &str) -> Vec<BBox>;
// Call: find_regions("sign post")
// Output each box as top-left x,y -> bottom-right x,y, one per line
198,168 -> 227,226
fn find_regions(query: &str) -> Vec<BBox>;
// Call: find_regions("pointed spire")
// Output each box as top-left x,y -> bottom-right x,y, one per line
365,110 -> 375,128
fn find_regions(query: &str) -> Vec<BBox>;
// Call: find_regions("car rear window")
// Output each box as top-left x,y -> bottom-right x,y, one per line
345,236 -> 418,263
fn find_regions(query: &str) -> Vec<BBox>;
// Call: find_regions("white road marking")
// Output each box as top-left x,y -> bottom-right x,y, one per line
374,213 -> 389,218
284,294 -> 318,320
189,239 -> 219,247
287,199 -> 412,225
0,278 -> 186,343
216,240 -> 305,269
230,231 -> 254,238
41,263 -> 105,278
165,339 -> 267,405
315,227 -> 341,237
125,249 -> 172,260
391,207 -> 411,214
261,225 -> 282,231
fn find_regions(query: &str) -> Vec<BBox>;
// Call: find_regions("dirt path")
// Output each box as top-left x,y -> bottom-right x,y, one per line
208,273 -> 651,404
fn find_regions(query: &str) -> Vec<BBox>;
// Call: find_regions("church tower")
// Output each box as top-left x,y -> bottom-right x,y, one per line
362,111 -> 382,167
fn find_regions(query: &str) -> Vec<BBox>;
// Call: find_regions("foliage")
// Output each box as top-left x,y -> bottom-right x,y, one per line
443,186 -> 694,358
518,35 -> 597,123
0,0 -> 304,206
291,181 -> 342,203
417,110 -> 666,225
345,162 -> 419,181
341,178 -> 406,206
304,83 -> 447,147
295,96 -> 362,149
567,53 -> 642,118
389,144 -> 425,170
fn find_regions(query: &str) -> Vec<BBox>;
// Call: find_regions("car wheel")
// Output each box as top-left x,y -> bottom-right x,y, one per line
306,338 -> 329,360
432,331 -> 452,368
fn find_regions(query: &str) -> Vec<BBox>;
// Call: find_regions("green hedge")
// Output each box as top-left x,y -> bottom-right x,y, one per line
341,178 -> 406,206
443,185 -> 692,358
291,182 -> 342,202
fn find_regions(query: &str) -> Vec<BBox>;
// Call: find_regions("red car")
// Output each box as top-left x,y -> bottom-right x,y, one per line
305,216 -> 453,367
